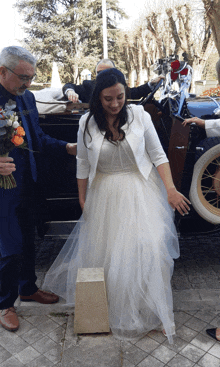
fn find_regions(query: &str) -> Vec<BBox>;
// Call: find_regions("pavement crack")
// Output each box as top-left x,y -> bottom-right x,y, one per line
59,314 -> 70,362
76,334 -> 81,345
119,341 -> 124,367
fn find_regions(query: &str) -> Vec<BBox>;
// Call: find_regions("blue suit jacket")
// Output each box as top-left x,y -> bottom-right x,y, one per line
0,85 -> 68,257
63,80 -> 152,103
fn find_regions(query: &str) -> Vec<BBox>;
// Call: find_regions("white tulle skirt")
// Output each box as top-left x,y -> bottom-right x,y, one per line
43,167 -> 179,343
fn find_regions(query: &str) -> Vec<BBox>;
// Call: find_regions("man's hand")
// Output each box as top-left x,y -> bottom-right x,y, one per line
0,157 -> 16,176
66,143 -> 77,156
67,90 -> 79,103
182,117 -> 205,129
150,75 -> 165,85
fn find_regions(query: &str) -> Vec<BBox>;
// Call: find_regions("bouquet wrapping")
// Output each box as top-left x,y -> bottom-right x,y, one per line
0,99 -> 26,189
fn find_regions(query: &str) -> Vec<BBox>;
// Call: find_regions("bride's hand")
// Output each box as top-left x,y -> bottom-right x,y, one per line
79,200 -> 85,211
167,187 -> 191,216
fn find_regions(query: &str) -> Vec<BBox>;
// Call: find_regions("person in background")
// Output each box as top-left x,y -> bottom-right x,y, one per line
0,46 -> 76,332
183,58 -> 220,342
183,114 -> 220,341
63,58 -> 164,103
44,68 -> 190,343
182,116 -> 220,137
182,58 -> 220,134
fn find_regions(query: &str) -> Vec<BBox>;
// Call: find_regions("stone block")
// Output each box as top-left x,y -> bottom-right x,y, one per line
194,79 -> 218,95
74,268 -> 110,334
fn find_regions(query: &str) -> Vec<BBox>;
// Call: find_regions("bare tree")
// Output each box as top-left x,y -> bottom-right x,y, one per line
117,0 -> 215,86
202,0 -> 220,55
116,32 -> 136,86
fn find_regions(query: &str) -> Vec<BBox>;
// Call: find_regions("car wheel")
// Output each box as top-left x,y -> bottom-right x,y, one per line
189,143 -> 220,224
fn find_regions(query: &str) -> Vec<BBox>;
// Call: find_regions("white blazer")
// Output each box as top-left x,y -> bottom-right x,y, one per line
76,104 -> 169,188
205,119 -> 220,137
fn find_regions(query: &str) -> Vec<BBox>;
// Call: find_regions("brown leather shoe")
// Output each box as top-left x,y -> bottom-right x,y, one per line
20,289 -> 59,304
0,307 -> 19,331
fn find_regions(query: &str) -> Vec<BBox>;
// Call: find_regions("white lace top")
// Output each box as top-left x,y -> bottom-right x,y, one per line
97,138 -> 138,174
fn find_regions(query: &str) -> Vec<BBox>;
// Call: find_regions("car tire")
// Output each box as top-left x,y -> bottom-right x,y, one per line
189,143 -> 220,224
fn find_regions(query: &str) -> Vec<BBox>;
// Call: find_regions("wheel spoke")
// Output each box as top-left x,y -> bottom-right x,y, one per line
201,172 -> 215,180
206,197 -> 220,207
201,185 -> 215,197
201,185 -> 215,191
201,189 -> 216,195
210,161 -> 220,167
190,147 -> 220,221
202,168 -> 212,178
207,197 -> 218,205
201,182 -> 220,207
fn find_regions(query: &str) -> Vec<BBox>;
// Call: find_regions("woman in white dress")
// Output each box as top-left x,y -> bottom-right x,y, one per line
43,68 -> 190,343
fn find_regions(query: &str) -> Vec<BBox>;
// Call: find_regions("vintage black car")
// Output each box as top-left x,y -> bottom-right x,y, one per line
36,58 -> 220,238
37,106 -> 86,238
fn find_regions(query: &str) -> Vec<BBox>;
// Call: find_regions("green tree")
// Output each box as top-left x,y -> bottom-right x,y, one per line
15,0 -> 127,82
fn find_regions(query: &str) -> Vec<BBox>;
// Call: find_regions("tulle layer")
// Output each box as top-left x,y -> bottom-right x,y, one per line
43,167 -> 179,343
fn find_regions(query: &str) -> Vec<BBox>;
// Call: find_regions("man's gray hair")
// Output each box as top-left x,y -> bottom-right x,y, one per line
95,59 -> 115,74
216,58 -> 220,84
0,46 -> 36,70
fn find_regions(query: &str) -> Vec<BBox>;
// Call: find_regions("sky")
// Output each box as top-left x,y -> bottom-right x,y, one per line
0,0 -> 143,52
118,0 -> 144,29
0,0 -> 26,51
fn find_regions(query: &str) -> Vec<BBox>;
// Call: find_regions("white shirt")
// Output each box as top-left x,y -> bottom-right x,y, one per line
205,119 -> 220,137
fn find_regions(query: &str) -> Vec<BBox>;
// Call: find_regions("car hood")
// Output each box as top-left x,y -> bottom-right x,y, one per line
187,96 -> 220,119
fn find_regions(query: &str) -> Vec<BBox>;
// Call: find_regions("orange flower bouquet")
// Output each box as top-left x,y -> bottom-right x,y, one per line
0,99 -> 26,189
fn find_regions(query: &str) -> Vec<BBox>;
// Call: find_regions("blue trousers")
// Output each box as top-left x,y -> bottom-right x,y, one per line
0,198 -> 38,309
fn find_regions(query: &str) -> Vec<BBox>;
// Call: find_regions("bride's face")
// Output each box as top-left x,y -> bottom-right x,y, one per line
100,83 -> 125,119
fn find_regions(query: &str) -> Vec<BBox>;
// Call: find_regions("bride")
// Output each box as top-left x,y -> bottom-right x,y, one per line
43,68 -> 190,343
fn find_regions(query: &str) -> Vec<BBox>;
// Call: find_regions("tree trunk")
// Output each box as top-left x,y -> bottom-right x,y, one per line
127,71 -> 135,87
135,32 -> 144,86
73,65 -> 79,84
191,36 -> 215,92
202,0 -> 220,55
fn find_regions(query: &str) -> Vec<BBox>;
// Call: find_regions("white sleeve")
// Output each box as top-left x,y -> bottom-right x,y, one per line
76,118 -> 90,179
143,109 -> 169,167
205,119 -> 220,138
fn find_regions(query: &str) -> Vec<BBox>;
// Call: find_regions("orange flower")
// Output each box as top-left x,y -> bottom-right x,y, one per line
15,126 -> 25,137
201,86 -> 220,97
11,135 -> 24,146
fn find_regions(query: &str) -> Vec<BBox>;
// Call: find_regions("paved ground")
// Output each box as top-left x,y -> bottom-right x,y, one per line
1,230 -> 220,366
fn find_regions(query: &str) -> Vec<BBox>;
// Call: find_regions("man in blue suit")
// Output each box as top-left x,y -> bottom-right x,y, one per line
0,46 -> 76,332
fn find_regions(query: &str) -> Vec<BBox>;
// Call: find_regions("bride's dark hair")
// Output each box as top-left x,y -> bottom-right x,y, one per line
83,68 -> 132,146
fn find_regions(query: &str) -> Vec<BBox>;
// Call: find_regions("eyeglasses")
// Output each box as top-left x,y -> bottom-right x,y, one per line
4,66 -> 36,82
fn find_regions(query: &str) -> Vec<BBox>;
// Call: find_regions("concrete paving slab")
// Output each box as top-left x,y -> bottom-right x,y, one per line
2,232 -> 220,366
